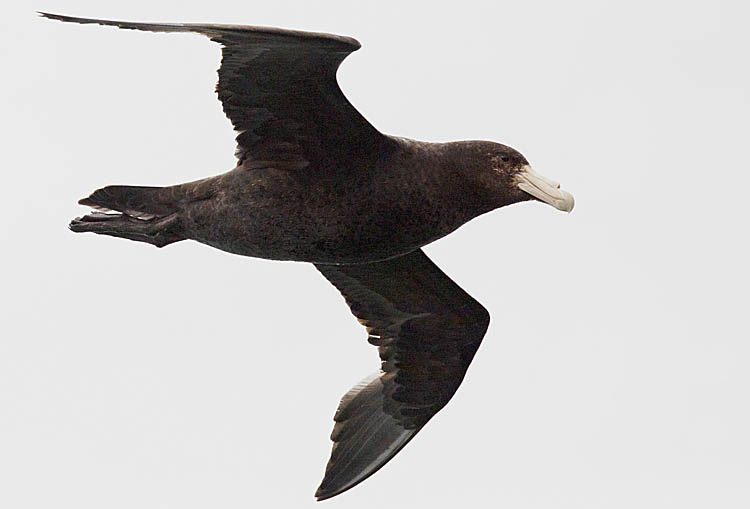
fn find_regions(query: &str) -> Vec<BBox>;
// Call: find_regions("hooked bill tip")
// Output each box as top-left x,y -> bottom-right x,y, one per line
515,165 -> 574,212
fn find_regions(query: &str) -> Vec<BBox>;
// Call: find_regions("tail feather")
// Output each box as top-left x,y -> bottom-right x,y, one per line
71,185 -> 185,247
79,185 -> 177,219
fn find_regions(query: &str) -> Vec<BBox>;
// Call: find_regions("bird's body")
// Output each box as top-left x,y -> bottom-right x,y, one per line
42,12 -> 574,500
117,138 -> 522,263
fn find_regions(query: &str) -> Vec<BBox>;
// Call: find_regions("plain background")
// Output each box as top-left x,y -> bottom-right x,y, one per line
2,1 -> 748,507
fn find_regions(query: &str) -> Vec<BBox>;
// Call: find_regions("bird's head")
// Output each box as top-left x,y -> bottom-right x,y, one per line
476,142 -> 575,213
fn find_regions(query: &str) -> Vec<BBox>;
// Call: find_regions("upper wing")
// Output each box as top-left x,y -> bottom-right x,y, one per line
40,13 -> 395,172
314,249 -> 490,500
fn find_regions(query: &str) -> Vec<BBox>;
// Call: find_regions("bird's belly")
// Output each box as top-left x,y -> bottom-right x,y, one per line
182,185 -> 447,264
187,207 -> 433,263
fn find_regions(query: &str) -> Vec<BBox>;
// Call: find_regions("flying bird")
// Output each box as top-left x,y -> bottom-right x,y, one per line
41,12 -> 574,500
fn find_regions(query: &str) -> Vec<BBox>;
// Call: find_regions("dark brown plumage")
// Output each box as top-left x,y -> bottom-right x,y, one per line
314,250 -> 489,499
42,12 -> 574,500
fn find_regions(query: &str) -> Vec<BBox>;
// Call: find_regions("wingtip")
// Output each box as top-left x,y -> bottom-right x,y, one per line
313,463 -> 344,501
38,12 -> 68,21
38,12 -> 84,24
314,482 -> 351,502
313,487 -> 329,502
314,481 -> 345,502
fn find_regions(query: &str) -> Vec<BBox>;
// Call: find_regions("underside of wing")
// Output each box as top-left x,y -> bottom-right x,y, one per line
314,249 -> 490,499
315,371 -> 418,501
40,12 -> 395,172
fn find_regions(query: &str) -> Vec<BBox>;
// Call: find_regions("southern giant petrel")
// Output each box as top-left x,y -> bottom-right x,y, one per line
41,12 -> 574,500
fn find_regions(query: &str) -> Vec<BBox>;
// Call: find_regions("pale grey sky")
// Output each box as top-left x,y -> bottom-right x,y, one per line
2,1 -> 749,508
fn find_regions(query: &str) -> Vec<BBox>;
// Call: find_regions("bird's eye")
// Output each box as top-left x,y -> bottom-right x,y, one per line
500,155 -> 510,162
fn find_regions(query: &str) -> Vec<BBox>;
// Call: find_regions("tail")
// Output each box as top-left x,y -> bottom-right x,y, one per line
70,185 -> 185,248
78,185 -> 179,219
